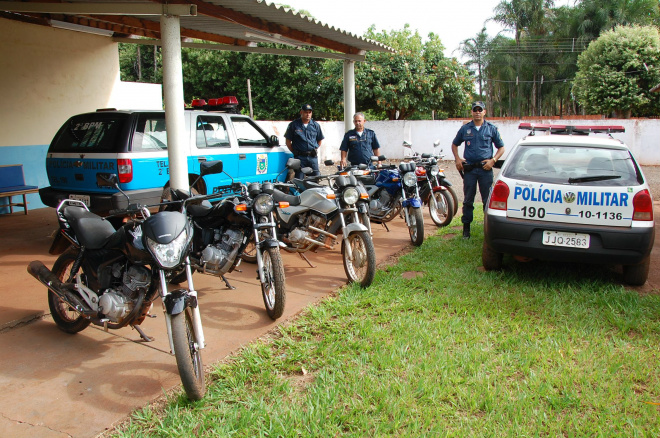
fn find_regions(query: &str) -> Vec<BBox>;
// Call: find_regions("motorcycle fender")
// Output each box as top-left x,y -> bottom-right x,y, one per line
401,198 -> 423,208
345,222 -> 368,235
164,289 -> 198,316
432,185 -> 447,193
48,232 -> 71,255
259,238 -> 279,249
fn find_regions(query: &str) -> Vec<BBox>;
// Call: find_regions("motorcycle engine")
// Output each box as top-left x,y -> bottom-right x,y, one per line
370,190 -> 392,215
289,213 -> 326,246
98,265 -> 151,323
199,228 -> 243,275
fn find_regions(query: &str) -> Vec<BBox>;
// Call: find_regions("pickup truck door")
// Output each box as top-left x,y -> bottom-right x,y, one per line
189,114 -> 238,194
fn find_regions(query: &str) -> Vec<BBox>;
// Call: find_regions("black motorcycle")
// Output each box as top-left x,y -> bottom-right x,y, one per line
27,173 -> 207,400
165,161 -> 286,320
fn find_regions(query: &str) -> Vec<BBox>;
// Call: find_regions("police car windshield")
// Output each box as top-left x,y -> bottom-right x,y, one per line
51,114 -> 127,153
503,145 -> 642,186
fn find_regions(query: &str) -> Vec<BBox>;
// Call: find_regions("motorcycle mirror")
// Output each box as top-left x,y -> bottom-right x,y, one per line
96,173 -> 118,188
301,167 -> 314,176
402,141 -> 412,148
324,159 -> 335,166
358,163 -> 368,170
370,155 -> 379,162
433,140 -> 441,147
378,155 -> 387,161
286,157 -> 302,171
422,153 -> 432,159
200,160 -> 223,176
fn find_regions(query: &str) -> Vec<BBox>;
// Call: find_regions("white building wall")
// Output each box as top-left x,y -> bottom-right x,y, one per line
258,119 -> 660,166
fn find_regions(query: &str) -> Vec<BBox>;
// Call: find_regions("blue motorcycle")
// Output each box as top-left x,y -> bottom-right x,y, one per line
359,157 -> 425,246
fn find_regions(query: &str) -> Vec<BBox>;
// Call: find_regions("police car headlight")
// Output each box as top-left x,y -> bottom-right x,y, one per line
430,165 -> 440,176
342,187 -> 360,205
253,193 -> 274,215
146,228 -> 190,269
403,172 -> 417,187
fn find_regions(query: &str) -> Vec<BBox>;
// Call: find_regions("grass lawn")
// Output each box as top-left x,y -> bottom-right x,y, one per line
112,208 -> 660,437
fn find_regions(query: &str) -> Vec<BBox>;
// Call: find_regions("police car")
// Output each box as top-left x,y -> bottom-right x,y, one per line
39,97 -> 292,213
482,123 -> 655,285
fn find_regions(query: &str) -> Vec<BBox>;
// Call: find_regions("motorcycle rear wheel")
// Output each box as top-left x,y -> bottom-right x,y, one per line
341,231 -> 376,288
408,206 -> 425,246
447,186 -> 459,216
48,249 -> 91,334
429,190 -> 454,227
261,247 -> 286,320
171,307 -> 206,401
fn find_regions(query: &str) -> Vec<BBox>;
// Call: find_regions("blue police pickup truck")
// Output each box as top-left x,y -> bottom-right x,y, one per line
39,97 -> 292,213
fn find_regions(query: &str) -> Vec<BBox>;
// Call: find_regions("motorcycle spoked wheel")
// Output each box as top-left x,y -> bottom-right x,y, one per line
171,307 -> 206,401
407,206 -> 425,246
428,190 -> 454,227
48,249 -> 92,334
447,186 -> 459,216
341,231 -> 376,288
380,199 -> 402,223
260,247 -> 286,320
240,234 -> 257,264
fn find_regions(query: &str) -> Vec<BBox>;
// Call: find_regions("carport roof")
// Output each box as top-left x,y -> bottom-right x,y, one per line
0,0 -> 394,60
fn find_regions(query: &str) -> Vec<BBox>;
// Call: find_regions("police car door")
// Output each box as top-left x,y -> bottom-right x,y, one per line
230,115 -> 284,184
190,114 -> 237,194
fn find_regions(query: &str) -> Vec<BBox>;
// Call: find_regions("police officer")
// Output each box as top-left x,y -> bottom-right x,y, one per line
451,101 -> 505,239
340,112 -> 381,168
284,104 -> 324,177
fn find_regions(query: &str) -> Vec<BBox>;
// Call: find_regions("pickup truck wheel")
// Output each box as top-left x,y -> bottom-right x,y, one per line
482,241 -> 503,271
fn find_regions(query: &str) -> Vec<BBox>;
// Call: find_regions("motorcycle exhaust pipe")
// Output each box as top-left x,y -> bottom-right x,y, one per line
27,261 -> 95,318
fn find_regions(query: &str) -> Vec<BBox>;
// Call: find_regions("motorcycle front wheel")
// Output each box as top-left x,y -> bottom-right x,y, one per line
341,231 -> 376,288
261,247 -> 286,320
48,249 -> 92,334
407,206 -> 425,246
171,307 -> 205,401
429,190 -> 454,227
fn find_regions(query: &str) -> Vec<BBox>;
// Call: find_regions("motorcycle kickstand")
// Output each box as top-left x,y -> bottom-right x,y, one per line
298,252 -> 316,268
133,325 -> 154,342
381,222 -> 390,232
221,275 -> 236,290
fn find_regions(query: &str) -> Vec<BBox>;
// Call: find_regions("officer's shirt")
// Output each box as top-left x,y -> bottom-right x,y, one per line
452,120 -> 504,163
284,118 -> 325,154
340,128 -> 381,165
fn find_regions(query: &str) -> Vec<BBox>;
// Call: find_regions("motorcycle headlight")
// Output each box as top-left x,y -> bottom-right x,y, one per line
342,187 -> 360,205
403,171 -> 417,187
430,165 -> 440,176
146,227 -> 190,269
253,193 -> 275,215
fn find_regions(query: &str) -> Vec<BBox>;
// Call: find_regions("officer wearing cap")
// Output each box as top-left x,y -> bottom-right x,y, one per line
284,104 -> 325,177
340,112 -> 381,168
451,101 -> 505,239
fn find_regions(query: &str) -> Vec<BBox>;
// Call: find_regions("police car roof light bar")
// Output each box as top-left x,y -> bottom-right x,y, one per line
187,96 -> 239,113
519,123 -> 625,135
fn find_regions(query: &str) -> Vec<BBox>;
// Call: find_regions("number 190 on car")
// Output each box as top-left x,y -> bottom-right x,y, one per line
542,230 -> 590,248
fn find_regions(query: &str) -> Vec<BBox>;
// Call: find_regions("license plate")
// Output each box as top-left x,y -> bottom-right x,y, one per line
542,231 -> 590,248
69,194 -> 90,207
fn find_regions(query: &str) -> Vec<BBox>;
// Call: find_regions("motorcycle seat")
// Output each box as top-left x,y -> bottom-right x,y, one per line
62,206 -> 117,249
272,189 -> 301,206
186,200 -> 213,218
357,174 -> 377,185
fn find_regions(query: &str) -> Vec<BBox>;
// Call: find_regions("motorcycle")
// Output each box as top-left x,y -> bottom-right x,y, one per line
164,161 -> 287,320
27,173 -> 207,400
359,156 -> 426,246
269,158 -> 377,288
404,140 -> 459,217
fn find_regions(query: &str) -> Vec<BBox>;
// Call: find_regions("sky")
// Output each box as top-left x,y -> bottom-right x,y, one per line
274,0 -> 509,59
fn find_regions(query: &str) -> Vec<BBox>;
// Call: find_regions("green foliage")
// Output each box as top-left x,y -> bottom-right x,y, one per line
573,25 -> 660,117
118,43 -> 162,83
357,25 -> 472,120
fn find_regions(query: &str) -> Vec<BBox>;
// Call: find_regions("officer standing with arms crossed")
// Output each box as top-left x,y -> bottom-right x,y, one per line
285,104 -> 324,178
451,101 -> 505,239
340,112 -> 381,168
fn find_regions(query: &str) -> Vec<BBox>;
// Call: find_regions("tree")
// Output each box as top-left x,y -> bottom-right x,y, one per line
355,25 -> 472,120
459,27 -> 490,98
572,25 -> 660,117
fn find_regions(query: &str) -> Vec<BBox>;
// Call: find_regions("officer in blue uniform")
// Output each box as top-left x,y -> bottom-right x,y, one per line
284,104 -> 325,177
340,112 -> 381,168
451,101 -> 505,239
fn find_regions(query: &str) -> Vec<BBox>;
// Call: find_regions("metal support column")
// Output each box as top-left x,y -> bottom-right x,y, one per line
160,14 -> 188,191
343,60 -> 356,132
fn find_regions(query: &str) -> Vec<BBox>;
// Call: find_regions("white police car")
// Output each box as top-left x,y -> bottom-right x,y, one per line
483,123 -> 655,285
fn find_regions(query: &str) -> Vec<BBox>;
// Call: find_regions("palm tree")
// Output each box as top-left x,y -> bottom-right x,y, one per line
459,27 -> 491,99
